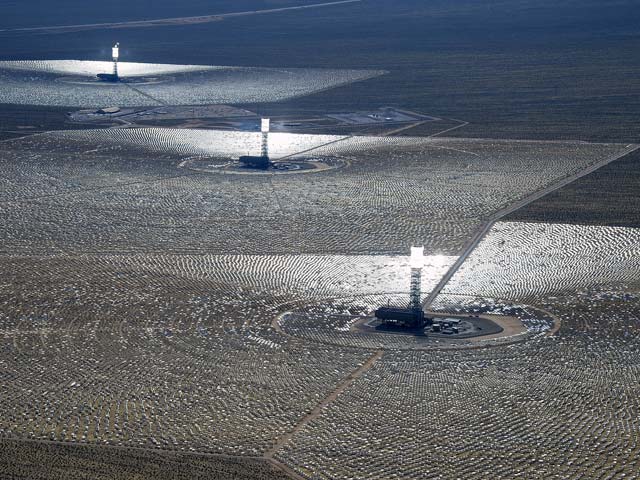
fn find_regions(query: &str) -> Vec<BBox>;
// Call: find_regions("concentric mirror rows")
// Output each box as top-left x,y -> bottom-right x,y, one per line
0,254 -> 376,455
0,439 -> 290,480
276,292 -> 543,350
1,130 -> 630,256
442,221 -> 640,300
277,292 -> 640,479
0,61 -> 384,107
2,123 -> 640,478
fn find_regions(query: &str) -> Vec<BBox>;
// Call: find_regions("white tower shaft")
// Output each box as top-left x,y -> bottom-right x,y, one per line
112,43 -> 120,78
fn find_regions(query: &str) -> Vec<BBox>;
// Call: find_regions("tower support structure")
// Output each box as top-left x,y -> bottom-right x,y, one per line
410,267 -> 422,311
409,246 -> 424,311
112,43 -> 120,79
97,43 -> 121,82
374,246 -> 430,329
261,118 -> 270,158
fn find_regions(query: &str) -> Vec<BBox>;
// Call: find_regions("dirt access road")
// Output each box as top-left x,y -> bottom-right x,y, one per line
0,1 -> 362,34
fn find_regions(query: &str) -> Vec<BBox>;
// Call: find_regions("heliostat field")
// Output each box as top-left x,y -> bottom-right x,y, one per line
1,123 -> 640,478
2,0 -> 640,478
0,60 -> 385,107
1,129 -> 632,256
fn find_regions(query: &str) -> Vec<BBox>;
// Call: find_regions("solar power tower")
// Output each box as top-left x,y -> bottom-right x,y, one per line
373,246 -> 428,328
409,246 -> 424,311
112,43 -> 120,78
261,118 -> 270,157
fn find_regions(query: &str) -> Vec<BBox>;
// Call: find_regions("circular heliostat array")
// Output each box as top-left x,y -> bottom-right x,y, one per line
56,75 -> 176,86
181,155 -> 347,175
1,123 -> 639,478
0,60 -> 385,107
275,296 -> 544,351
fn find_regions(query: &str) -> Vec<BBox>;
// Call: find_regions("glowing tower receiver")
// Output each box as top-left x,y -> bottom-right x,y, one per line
261,118 -> 270,158
409,246 -> 424,311
112,43 -> 120,78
